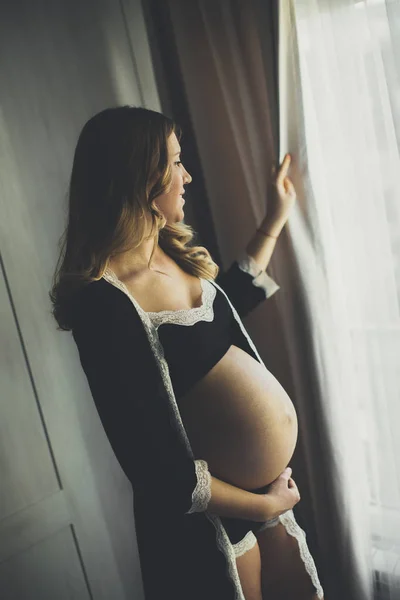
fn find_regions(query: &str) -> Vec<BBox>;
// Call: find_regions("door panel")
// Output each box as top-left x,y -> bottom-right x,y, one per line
0,1 -> 161,597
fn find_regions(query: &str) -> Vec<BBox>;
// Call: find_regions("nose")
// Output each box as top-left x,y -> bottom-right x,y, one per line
184,167 -> 192,184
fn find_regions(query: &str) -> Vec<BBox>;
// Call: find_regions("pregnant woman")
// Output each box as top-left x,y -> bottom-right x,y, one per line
50,106 -> 324,600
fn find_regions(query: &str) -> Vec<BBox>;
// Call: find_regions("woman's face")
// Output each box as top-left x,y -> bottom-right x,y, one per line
153,132 -> 192,224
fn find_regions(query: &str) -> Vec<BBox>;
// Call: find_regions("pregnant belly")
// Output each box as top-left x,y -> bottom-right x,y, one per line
177,344 -> 298,490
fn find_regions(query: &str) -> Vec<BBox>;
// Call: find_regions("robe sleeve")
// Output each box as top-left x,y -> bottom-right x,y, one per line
71,281 -> 212,516
215,250 -> 280,319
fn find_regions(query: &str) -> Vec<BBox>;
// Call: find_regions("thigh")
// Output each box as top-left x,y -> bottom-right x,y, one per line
235,540 -> 262,600
256,523 -> 319,600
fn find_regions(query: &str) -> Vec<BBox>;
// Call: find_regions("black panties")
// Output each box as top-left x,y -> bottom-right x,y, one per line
219,483 -> 271,545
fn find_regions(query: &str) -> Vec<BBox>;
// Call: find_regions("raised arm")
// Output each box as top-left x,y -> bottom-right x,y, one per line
215,152 -> 297,318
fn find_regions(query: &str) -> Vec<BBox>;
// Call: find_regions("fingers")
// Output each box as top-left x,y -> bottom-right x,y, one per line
288,477 -> 301,501
281,467 -> 292,480
271,153 -> 291,180
279,465 -> 301,498
277,154 -> 291,182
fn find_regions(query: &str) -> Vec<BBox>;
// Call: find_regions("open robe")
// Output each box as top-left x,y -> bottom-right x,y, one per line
71,251 -> 324,600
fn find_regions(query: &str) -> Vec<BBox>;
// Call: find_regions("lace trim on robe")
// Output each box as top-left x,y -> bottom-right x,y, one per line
231,531 -> 258,558
236,250 -> 280,298
186,459 -> 212,514
146,278 -> 216,329
279,510 -> 325,599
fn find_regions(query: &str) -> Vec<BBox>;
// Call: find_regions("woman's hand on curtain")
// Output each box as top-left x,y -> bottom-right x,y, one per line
244,154 -> 297,270
263,153 -> 297,237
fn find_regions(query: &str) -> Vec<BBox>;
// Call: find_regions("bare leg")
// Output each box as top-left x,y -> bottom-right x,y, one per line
256,522 -> 324,600
235,540 -> 263,600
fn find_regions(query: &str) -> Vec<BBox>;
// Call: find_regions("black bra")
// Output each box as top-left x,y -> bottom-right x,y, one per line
146,279 -> 236,399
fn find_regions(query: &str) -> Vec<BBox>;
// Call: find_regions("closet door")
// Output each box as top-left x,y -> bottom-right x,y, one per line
0,1 -> 160,597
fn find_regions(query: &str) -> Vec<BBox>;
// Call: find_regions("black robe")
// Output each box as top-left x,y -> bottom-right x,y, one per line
71,252 -> 323,600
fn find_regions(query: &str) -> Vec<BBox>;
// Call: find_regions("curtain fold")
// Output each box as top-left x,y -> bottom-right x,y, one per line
162,0 -> 400,598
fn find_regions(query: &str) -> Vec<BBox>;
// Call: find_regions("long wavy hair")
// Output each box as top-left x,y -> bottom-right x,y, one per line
49,106 -> 219,331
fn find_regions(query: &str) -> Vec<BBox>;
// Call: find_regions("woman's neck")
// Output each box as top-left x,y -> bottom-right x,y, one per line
108,240 -> 171,280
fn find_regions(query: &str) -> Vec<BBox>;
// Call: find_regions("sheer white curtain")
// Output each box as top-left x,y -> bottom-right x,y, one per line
278,1 -> 400,598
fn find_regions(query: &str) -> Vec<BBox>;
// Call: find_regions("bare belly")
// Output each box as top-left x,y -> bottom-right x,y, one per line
177,344 -> 298,491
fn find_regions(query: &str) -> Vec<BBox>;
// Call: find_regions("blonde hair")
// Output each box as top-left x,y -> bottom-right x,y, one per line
49,106 -> 219,331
